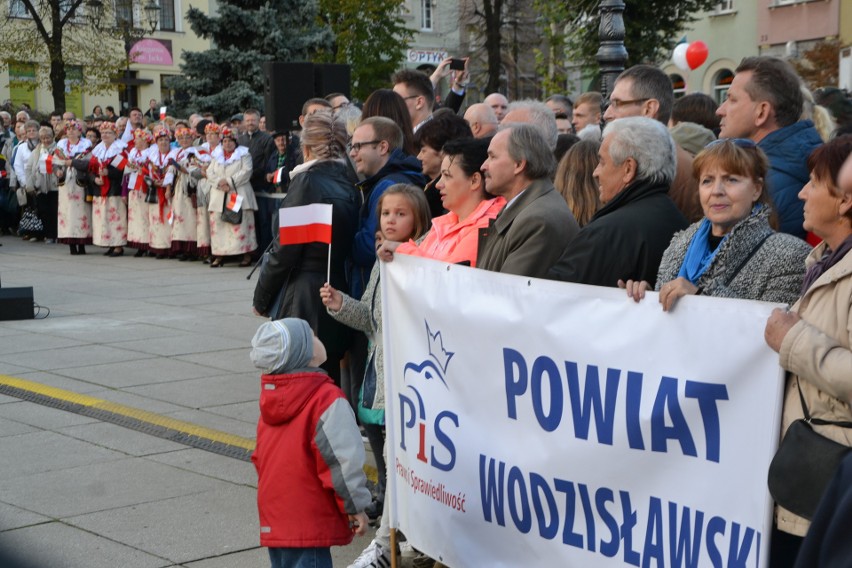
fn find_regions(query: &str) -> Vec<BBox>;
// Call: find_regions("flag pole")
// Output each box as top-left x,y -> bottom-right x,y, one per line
327,241 -> 332,285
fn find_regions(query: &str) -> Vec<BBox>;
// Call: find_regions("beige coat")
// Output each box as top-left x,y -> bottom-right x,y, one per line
206,146 -> 257,213
26,143 -> 59,194
776,241 -> 852,536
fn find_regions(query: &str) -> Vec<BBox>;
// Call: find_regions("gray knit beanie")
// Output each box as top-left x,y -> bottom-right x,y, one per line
250,318 -> 313,374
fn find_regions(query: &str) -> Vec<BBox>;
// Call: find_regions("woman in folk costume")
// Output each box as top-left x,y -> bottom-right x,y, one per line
145,126 -> 176,259
192,122 -> 221,262
205,126 -> 257,267
61,120 -> 94,255
125,128 -> 153,257
90,121 -> 128,257
169,126 -> 201,260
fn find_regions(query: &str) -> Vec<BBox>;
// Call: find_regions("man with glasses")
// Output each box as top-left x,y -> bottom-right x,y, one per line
325,93 -> 350,113
603,65 -> 702,222
348,116 -> 426,299
717,56 -> 822,239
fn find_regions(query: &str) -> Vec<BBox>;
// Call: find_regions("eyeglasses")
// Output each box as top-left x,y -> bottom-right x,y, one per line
348,140 -> 382,153
706,137 -> 757,149
607,98 -> 649,109
401,95 -> 419,102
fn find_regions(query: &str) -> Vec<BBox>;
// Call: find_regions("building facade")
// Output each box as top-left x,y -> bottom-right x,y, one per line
1,0 -> 214,116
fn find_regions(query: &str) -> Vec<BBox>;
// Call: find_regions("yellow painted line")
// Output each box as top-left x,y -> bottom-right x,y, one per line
0,375 -> 256,451
0,374 -> 380,481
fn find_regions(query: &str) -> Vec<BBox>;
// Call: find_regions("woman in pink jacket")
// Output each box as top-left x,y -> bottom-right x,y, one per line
379,137 -> 504,267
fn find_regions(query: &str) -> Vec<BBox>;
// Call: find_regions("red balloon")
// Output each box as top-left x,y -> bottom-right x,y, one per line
686,41 -> 709,70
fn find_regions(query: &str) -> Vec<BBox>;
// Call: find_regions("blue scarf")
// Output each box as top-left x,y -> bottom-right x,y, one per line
677,218 -> 727,285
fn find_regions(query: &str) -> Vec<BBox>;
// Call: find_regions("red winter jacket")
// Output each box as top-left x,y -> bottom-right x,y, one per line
252,369 -> 371,548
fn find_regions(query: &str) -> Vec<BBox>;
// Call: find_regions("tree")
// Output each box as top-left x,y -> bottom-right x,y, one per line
533,0 -> 570,97
168,0 -> 332,117
316,0 -> 413,101
475,0 -> 506,95
563,0 -> 719,69
0,0 -> 127,112
792,39 -> 843,91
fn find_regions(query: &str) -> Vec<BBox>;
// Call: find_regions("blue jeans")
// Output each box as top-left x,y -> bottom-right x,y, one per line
268,547 -> 332,568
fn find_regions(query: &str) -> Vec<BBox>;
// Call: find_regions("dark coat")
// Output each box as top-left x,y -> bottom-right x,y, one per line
253,160 -> 360,358
350,149 -> 426,299
238,129 -> 276,193
759,120 -> 822,239
476,178 -> 579,278
794,452 -> 852,567
548,177 -> 688,287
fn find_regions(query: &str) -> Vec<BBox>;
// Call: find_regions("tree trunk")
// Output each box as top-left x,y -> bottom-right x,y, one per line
483,0 -> 503,95
48,6 -> 66,113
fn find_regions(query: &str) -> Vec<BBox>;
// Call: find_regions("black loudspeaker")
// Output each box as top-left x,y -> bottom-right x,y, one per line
314,64 -> 351,100
264,62 -> 316,133
0,287 -> 34,321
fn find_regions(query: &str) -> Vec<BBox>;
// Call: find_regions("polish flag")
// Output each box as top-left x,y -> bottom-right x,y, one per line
279,203 -> 332,245
110,154 -> 128,171
273,167 -> 286,185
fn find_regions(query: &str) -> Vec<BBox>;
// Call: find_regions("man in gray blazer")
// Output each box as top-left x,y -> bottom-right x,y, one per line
477,123 -> 579,278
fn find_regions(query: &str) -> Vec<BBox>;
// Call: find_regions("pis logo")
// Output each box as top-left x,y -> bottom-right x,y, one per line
398,321 -> 459,472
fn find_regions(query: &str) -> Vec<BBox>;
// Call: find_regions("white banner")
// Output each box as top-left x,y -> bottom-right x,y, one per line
381,255 -> 784,568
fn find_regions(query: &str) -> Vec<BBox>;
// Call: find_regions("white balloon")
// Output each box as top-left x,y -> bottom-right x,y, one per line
672,43 -> 690,72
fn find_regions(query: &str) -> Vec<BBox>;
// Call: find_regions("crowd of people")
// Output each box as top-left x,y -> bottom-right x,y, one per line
3,54 -> 852,568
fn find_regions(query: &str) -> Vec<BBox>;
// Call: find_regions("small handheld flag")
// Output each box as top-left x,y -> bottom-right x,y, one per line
279,203 -> 333,245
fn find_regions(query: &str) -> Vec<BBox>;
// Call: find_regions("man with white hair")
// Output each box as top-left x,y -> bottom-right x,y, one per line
501,99 -> 559,150
548,117 -> 688,287
463,103 -> 499,139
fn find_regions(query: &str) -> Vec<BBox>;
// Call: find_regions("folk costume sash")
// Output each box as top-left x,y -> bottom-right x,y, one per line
90,140 -> 127,197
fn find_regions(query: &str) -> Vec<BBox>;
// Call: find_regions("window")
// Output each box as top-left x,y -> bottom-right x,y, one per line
715,0 -> 734,13
670,74 -> 686,98
9,0 -> 29,18
159,0 -> 175,31
114,0 -> 134,27
713,69 -> 734,105
421,0 -> 432,31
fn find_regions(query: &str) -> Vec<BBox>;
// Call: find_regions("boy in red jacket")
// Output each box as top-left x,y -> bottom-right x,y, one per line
250,318 -> 371,568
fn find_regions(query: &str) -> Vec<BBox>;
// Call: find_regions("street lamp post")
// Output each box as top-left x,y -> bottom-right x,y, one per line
595,0 -> 628,100
87,0 -> 160,115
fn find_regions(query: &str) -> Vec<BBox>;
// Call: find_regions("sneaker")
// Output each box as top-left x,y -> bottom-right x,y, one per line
347,539 -> 391,568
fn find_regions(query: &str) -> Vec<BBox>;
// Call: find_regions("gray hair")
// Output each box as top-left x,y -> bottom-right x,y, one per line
504,123 -> 557,180
504,99 -> 558,149
603,116 -> 676,186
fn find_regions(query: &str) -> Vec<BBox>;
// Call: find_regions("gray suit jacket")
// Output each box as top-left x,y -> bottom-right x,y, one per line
477,178 -> 579,278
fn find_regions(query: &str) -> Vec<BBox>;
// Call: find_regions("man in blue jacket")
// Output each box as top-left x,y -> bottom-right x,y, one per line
717,56 -> 822,239
347,116 -> 426,300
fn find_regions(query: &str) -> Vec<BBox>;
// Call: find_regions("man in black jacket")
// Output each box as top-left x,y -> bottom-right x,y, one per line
548,116 -> 688,287
239,108 -> 277,255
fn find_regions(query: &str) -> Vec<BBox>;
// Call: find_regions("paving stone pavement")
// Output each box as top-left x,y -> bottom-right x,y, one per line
0,237 -> 376,567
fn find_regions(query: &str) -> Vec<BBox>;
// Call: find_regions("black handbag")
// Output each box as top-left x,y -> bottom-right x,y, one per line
18,207 -> 44,234
767,379 -> 852,520
221,189 -> 242,224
